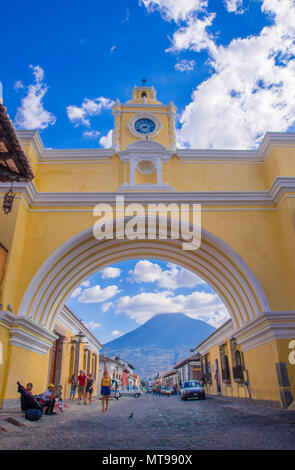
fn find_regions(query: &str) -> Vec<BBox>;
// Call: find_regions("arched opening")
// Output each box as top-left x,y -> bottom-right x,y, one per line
17,218 -> 270,334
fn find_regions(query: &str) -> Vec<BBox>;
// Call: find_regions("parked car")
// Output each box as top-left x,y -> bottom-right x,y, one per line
160,386 -> 173,396
145,387 -> 152,393
180,380 -> 206,400
118,385 -> 142,398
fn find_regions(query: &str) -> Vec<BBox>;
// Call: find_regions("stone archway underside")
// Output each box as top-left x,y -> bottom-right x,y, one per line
18,221 -> 270,332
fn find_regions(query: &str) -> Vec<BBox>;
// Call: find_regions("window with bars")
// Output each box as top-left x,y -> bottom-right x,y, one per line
230,342 -> 245,383
200,354 -> 212,384
220,344 -> 231,383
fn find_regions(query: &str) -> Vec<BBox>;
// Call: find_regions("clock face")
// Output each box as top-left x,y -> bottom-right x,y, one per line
134,118 -> 156,135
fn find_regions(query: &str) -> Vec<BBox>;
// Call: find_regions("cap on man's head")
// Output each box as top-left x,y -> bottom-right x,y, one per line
48,383 -> 54,388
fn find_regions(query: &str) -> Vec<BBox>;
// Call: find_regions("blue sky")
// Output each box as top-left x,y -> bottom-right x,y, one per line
1,0 -> 295,149
1,0 -> 295,341
67,259 -> 229,344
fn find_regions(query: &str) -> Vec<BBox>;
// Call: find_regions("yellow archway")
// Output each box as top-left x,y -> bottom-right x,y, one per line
18,218 -> 270,332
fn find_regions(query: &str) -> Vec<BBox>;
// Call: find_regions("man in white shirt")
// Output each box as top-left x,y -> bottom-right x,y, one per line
41,383 -> 57,415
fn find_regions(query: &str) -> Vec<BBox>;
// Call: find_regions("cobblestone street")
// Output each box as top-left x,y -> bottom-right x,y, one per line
0,394 -> 295,450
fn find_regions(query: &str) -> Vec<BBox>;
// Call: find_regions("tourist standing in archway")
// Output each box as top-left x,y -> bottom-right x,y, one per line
101,370 -> 111,412
77,370 -> 87,405
86,373 -> 94,405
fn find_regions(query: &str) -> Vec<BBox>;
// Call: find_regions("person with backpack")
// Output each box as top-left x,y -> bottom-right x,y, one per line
17,381 -> 43,421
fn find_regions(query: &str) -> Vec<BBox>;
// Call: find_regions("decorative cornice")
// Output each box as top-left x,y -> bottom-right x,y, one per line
119,140 -> 173,163
16,130 -> 114,163
193,319 -> 235,355
57,305 -> 102,354
117,182 -> 175,192
15,130 -> 295,164
1,176 -> 295,209
193,312 -> 295,355
0,310 -> 58,355
177,132 -> 295,163
235,311 -> 295,351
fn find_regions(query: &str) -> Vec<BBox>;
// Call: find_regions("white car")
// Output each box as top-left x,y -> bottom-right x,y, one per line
118,385 -> 142,398
180,380 -> 206,400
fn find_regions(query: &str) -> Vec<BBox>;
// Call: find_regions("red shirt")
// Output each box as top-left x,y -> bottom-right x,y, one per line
77,374 -> 87,387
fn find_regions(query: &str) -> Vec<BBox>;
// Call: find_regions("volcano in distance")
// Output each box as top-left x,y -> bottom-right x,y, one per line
102,313 -> 215,379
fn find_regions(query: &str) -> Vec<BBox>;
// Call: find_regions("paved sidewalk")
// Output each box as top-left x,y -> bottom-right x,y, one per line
0,395 -> 294,450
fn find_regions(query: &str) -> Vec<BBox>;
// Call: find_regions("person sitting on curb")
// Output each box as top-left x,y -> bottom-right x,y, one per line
40,383 -> 57,415
17,381 -> 42,412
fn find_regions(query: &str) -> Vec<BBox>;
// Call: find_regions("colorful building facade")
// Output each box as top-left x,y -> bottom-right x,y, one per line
0,84 -> 295,409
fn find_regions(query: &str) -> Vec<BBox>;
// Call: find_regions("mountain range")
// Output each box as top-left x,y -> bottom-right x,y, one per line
102,313 -> 215,379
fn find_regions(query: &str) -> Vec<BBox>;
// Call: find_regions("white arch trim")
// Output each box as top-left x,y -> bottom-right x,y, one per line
17,218 -> 270,332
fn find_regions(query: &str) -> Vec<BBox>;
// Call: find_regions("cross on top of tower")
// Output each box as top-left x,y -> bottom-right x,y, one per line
141,78 -> 147,86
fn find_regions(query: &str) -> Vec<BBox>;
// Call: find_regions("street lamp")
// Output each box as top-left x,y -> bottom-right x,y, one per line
75,331 -> 86,342
2,185 -> 15,214
230,336 -> 237,346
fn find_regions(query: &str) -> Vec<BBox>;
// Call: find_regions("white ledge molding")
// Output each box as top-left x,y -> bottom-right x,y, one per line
193,320 -> 235,355
0,176 -> 295,209
16,130 -> 115,163
0,311 -> 58,355
193,312 -> 295,355
58,306 -> 102,354
176,132 -> 295,163
235,312 -> 295,351
118,183 -> 175,192
15,130 -> 295,164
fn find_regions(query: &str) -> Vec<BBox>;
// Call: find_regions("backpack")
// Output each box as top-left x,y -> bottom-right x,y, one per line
25,408 -> 42,421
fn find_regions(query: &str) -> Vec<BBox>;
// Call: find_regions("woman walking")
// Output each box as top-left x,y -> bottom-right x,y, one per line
86,373 -> 94,405
69,374 -> 77,400
100,370 -> 111,412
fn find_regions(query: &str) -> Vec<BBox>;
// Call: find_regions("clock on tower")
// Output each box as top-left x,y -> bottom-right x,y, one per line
111,83 -> 177,190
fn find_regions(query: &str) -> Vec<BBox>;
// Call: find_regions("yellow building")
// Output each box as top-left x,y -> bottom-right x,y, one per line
0,84 -> 295,409
51,306 -> 102,400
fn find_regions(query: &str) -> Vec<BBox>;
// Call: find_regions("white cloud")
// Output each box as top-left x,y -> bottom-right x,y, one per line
130,260 -> 205,289
167,13 -> 216,54
142,0 -> 295,149
66,97 -> 114,127
111,329 -> 121,337
99,129 -> 113,148
83,130 -> 100,139
224,0 -> 244,13
175,59 -> 196,72
78,285 -> 120,303
110,45 -> 116,54
102,302 -> 113,312
14,80 -> 24,90
140,0 -> 208,23
70,287 -> 82,298
84,321 -> 102,331
131,260 -> 162,283
116,289 -> 229,327
69,280 -> 90,298
15,65 -> 56,130
101,267 -> 121,279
